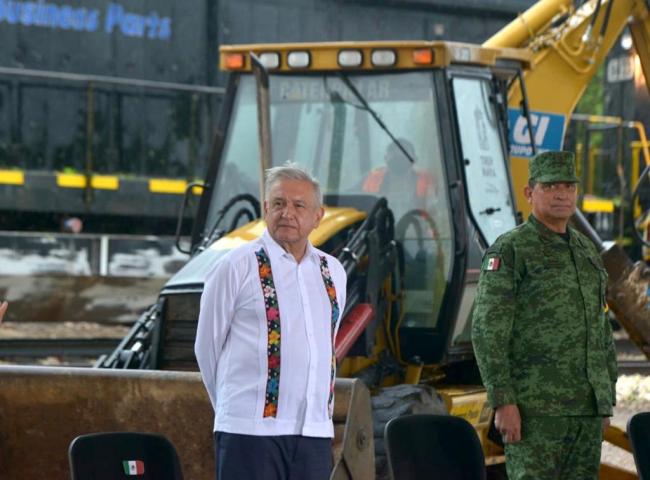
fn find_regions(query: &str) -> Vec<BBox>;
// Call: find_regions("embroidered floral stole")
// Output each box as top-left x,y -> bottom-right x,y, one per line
255,247 -> 339,418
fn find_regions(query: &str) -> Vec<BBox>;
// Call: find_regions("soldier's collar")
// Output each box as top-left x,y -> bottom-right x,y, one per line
528,214 -> 572,244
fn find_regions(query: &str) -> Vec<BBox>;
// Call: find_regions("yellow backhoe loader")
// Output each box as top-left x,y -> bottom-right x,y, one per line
2,1 -> 650,479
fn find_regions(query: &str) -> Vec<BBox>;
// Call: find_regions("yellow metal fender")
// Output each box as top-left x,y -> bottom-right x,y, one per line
209,205 -> 366,251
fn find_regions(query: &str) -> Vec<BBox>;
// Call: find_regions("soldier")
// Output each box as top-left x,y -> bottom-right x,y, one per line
471,150 -> 617,479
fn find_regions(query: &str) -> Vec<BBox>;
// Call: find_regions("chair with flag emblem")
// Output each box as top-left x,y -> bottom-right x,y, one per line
69,432 -> 183,479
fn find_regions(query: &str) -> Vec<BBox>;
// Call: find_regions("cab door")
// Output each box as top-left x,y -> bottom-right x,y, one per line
445,70 -> 518,361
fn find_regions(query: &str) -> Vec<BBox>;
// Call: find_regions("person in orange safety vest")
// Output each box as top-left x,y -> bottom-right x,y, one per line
362,138 -> 435,217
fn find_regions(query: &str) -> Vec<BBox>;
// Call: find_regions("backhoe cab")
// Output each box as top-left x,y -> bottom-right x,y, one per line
103,42 -> 532,373
208,41 -> 529,364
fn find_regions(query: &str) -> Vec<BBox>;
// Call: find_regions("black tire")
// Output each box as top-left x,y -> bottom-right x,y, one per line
371,384 -> 448,480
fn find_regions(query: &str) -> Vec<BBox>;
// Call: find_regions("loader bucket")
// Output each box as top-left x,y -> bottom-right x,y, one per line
331,378 -> 375,480
0,366 -> 373,480
602,244 -> 650,359
0,366 -> 213,479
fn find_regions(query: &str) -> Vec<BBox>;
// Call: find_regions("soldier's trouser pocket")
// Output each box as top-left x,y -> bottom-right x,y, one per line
504,416 -> 602,480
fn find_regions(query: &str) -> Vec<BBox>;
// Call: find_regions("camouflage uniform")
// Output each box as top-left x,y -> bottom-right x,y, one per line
471,151 -> 617,480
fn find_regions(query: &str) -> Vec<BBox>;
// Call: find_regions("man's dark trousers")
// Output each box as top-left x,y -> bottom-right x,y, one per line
215,431 -> 332,480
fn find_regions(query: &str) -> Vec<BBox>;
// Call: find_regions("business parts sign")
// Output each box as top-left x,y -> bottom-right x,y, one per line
0,0 -> 171,40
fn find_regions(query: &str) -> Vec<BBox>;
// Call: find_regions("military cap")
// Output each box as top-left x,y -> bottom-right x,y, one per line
529,150 -> 579,183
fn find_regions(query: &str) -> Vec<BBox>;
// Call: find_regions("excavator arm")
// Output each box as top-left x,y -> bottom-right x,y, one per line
486,0 -> 650,214
630,3 -> 650,88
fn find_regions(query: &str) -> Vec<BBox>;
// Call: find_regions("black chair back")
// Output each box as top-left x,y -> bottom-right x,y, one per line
628,411 -> 650,480
69,432 -> 183,480
384,414 -> 486,480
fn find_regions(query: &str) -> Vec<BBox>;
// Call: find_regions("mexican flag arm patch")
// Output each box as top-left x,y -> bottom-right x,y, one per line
485,256 -> 500,271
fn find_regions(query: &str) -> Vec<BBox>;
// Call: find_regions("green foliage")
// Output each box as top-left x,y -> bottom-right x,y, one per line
573,65 -> 606,178
575,65 -> 605,116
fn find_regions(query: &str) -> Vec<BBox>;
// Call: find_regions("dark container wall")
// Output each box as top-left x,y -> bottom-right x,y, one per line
214,0 -> 535,85
0,0 -> 535,230
0,0 -> 209,84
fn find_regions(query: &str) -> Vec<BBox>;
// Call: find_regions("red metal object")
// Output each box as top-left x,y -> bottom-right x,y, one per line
335,303 -> 375,362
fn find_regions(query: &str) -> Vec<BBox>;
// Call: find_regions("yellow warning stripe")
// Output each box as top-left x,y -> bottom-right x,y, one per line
91,175 -> 119,190
0,170 -> 25,185
149,178 -> 187,194
57,173 -> 86,188
582,196 -> 615,213
57,174 -> 120,190
26,173 -> 198,193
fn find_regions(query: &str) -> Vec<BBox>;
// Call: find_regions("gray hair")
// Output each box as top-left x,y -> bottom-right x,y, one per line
264,163 -> 323,207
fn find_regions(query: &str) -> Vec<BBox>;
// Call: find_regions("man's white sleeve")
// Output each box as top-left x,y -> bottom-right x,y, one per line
194,258 -> 238,412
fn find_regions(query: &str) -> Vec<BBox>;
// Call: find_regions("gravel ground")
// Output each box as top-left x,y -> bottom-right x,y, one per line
602,375 -> 650,475
0,320 -> 129,339
0,321 -> 129,366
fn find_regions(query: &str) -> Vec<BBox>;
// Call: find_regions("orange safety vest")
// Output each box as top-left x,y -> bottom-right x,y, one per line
362,169 -> 435,198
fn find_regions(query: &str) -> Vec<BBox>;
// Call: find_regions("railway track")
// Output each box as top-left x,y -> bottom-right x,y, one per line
0,337 -> 119,360
1,333 -> 649,373
618,360 -> 650,375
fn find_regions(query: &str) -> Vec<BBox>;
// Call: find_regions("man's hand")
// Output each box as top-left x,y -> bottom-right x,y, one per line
0,301 -> 7,324
495,404 -> 521,443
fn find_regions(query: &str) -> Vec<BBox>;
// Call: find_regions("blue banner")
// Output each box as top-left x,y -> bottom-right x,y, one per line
507,108 -> 566,158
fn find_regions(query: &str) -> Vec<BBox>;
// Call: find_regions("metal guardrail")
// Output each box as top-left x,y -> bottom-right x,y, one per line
0,338 -> 120,359
0,230 -> 187,278
0,65 -> 225,94
0,64 -> 225,189
618,360 -> 650,375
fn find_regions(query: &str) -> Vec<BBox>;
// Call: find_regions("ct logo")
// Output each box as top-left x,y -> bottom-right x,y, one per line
512,113 -> 551,147
507,109 -> 566,158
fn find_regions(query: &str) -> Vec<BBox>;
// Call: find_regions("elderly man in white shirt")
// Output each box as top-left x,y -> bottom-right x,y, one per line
195,164 -> 347,480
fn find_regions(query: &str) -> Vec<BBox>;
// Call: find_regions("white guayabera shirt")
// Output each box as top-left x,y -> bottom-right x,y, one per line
195,229 -> 347,438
